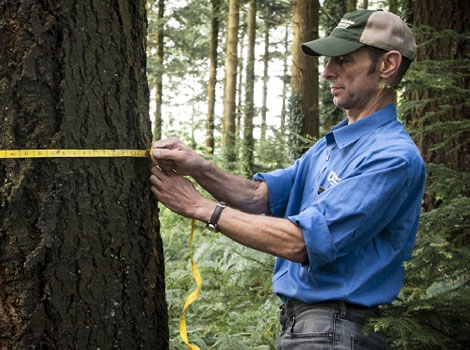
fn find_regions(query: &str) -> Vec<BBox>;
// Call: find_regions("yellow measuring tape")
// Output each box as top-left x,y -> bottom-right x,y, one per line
180,219 -> 202,350
1,148 -> 202,349
0,149 -> 148,158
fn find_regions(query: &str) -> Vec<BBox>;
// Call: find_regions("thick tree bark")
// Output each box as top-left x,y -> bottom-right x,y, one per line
206,0 -> 220,155
153,0 -> 165,141
223,0 -> 240,168
291,0 -> 320,140
0,1 -> 168,349
241,0 -> 257,177
408,0 -> 470,171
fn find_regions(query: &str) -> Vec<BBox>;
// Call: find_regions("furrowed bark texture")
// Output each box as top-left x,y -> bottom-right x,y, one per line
409,0 -> 470,171
0,1 -> 169,349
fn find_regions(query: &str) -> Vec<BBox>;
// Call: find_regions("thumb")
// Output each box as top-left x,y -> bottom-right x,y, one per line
152,148 -> 182,162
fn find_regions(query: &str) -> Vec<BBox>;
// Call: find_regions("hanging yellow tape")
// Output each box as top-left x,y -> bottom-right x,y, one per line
179,219 -> 202,350
0,149 -> 148,158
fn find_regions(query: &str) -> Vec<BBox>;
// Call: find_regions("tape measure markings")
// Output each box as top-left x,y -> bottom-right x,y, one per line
0,149 -> 148,158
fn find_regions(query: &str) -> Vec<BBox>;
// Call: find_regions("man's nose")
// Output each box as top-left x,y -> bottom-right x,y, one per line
322,58 -> 336,81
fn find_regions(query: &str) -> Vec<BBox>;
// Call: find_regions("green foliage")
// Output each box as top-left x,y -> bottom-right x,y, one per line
254,126 -> 290,173
161,207 -> 280,350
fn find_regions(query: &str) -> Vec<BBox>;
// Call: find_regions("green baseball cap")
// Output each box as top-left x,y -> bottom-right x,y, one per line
302,9 -> 417,60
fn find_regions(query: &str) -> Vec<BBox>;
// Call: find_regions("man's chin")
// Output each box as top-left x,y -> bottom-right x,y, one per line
332,98 -> 347,110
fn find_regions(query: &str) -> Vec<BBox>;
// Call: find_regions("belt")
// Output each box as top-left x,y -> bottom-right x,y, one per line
280,299 -> 378,319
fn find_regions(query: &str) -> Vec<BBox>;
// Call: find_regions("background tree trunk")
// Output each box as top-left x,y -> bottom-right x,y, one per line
408,0 -> 470,172
153,0 -> 165,141
347,0 -> 357,12
260,18 -> 270,142
241,0 -> 257,177
290,0 -> 320,143
206,0 -> 221,155
0,1 -> 168,348
236,20 -> 246,141
223,0 -> 240,168
280,25 -> 290,133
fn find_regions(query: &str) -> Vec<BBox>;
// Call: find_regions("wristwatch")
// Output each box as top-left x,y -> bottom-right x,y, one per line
206,202 -> 226,232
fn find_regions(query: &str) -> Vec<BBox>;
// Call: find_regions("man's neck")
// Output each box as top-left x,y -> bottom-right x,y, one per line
347,89 -> 396,124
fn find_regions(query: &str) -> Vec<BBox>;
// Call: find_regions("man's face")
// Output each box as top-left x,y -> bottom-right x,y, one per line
322,47 -> 382,112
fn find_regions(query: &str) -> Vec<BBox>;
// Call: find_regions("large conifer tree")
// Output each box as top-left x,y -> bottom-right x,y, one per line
0,1 -> 168,348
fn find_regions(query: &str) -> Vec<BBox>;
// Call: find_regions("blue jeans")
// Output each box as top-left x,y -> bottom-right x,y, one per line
278,300 -> 387,350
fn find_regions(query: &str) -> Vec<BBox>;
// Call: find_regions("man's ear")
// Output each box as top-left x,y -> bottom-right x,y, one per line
380,50 -> 402,81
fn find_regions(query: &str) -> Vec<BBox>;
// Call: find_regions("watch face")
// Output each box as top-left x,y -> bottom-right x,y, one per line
206,223 -> 218,232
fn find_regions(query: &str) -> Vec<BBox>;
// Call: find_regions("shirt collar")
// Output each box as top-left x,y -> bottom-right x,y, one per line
327,104 -> 397,149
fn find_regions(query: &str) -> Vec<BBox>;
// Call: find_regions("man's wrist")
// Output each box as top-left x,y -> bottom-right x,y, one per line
206,202 -> 226,232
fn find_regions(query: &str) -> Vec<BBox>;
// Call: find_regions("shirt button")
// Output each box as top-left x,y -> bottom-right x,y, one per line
325,153 -> 330,161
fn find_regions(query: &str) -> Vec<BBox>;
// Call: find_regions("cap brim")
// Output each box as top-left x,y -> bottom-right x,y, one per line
302,36 -> 365,57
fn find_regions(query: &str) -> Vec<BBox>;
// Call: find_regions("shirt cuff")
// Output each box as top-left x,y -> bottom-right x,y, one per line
288,207 -> 336,271
254,171 -> 291,217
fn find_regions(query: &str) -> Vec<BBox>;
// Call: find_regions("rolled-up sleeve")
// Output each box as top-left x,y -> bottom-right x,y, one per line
254,160 -> 299,217
288,155 -> 412,272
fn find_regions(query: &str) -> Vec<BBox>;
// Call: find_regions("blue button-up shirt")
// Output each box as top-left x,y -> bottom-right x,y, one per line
254,104 -> 425,306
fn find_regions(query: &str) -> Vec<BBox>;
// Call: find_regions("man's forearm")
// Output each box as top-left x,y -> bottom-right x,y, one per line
194,201 -> 306,263
191,159 -> 269,215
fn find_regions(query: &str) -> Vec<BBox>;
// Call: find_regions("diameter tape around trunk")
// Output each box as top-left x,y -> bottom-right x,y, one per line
0,149 -> 150,158
1,148 -> 202,349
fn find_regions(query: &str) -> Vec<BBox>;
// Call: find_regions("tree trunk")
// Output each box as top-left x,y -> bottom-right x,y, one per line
347,0 -> 357,12
0,1 -> 168,349
206,0 -> 221,155
408,0 -> 470,171
236,21 -> 246,140
223,0 -> 240,168
290,0 -> 320,140
281,24 -> 290,133
241,0 -> 257,177
153,0 -> 165,141
260,19 -> 270,142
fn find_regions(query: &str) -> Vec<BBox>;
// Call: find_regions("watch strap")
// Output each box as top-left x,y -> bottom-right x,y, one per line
206,202 -> 226,232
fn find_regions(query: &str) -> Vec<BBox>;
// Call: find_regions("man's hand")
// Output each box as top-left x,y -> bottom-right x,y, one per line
150,165 -> 214,221
151,137 -> 205,176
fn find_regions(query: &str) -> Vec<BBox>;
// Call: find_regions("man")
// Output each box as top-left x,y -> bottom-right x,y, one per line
150,9 -> 426,350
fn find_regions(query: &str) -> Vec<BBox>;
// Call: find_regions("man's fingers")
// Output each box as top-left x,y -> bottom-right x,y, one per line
152,148 -> 180,160
152,137 -> 181,150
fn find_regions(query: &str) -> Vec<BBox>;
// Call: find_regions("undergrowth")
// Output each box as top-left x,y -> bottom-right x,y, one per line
160,207 -> 280,350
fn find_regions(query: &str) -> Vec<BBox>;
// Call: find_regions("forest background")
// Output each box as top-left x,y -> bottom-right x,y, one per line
0,0 -> 468,349
149,0 -> 469,349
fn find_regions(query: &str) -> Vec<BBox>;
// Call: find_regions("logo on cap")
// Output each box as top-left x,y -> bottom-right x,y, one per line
336,19 -> 355,29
